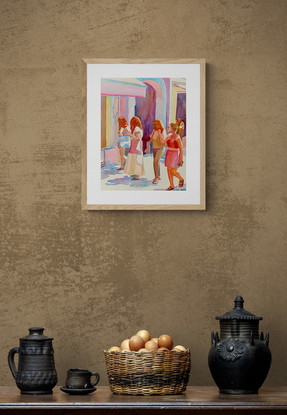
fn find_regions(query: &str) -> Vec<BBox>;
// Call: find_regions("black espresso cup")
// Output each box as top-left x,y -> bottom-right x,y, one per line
65,368 -> 100,389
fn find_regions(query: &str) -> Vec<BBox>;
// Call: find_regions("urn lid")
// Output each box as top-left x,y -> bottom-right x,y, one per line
20,327 -> 54,341
216,296 -> 262,321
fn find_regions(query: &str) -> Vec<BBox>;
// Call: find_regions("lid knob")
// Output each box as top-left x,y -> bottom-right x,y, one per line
20,327 -> 53,342
234,296 -> 244,309
28,328 -> 44,336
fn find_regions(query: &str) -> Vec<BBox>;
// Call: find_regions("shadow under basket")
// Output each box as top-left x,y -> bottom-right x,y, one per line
104,349 -> 191,395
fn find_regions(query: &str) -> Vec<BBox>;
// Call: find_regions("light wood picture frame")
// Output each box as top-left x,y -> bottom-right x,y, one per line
82,59 -> 205,210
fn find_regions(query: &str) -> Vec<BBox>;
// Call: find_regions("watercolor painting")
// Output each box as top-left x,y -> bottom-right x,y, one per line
100,78 -> 186,192
83,59 -> 205,210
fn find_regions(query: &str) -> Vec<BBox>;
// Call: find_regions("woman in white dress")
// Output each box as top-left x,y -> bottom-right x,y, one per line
124,116 -> 145,180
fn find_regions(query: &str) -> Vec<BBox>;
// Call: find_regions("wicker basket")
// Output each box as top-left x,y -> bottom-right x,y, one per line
104,349 -> 191,395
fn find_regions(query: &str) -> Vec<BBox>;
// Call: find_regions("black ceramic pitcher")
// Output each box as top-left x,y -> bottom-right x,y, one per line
8,327 -> 58,394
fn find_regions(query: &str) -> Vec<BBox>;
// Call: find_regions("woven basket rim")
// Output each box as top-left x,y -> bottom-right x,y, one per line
104,348 -> 190,354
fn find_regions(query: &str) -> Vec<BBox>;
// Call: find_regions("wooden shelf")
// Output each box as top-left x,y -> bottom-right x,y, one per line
1,386 -> 287,414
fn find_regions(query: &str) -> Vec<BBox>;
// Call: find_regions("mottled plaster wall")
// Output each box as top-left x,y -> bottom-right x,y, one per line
1,0 -> 287,387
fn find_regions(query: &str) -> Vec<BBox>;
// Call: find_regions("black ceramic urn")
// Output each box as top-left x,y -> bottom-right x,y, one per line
8,327 -> 58,394
208,296 -> 271,394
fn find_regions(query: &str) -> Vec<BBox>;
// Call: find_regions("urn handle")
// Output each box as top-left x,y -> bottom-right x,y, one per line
8,347 -> 20,379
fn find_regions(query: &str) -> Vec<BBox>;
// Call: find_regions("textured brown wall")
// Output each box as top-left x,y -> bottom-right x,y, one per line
1,0 -> 287,387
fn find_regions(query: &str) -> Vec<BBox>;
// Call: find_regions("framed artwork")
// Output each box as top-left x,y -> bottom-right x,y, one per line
82,59 -> 205,210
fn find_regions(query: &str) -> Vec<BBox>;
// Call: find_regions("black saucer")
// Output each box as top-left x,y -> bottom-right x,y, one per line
60,386 -> 96,395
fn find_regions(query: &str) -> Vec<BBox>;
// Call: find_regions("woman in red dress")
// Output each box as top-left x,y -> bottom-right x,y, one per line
164,123 -> 184,190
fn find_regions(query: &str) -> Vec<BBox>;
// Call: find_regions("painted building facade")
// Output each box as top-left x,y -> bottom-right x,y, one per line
101,78 -> 186,164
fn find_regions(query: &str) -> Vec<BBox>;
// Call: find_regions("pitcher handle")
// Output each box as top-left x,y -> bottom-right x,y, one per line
90,371 -> 100,387
8,347 -> 20,379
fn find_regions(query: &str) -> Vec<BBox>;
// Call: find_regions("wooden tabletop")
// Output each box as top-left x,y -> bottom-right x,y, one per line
1,386 -> 287,414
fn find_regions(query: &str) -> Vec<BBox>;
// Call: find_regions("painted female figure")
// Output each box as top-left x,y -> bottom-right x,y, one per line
124,116 -> 145,180
149,120 -> 165,184
117,117 -> 130,170
176,118 -> 185,138
164,123 -> 184,190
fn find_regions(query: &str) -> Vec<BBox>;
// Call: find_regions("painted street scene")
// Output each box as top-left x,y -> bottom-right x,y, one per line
101,78 -> 186,191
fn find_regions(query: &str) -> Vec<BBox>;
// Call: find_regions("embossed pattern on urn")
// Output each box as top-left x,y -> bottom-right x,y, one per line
208,296 -> 272,394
